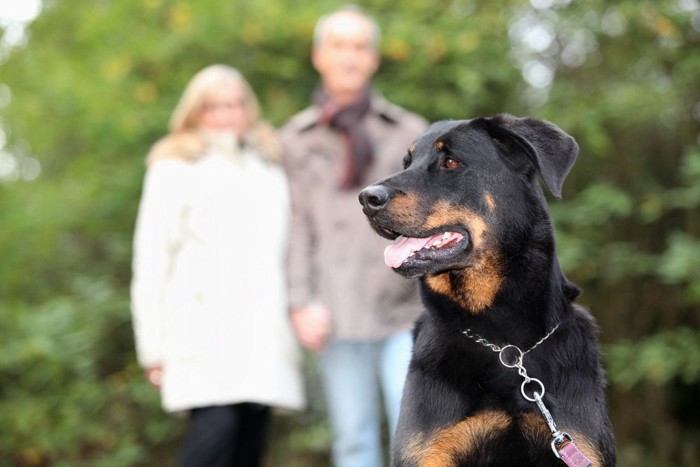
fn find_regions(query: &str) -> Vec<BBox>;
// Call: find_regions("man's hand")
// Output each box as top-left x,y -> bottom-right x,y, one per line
291,304 -> 331,353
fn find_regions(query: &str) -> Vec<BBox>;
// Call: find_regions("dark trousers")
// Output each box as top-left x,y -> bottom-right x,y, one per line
179,403 -> 270,467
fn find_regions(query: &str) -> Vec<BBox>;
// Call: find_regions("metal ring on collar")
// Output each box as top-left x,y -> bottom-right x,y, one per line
521,378 -> 545,401
499,345 -> 523,368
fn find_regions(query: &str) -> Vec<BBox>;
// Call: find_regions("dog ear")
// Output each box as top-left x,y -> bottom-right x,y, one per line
483,114 -> 579,198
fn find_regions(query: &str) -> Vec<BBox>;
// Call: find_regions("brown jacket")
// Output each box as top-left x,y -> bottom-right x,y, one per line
280,93 -> 429,340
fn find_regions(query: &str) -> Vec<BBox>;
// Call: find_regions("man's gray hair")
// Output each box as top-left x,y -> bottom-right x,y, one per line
312,5 -> 381,51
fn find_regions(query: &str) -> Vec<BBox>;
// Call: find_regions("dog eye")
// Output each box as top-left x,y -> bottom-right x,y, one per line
442,158 -> 460,169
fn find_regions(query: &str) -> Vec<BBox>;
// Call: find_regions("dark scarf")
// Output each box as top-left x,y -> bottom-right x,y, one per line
313,87 -> 374,190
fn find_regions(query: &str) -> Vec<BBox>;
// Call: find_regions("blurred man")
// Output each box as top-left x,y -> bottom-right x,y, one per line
280,6 -> 428,467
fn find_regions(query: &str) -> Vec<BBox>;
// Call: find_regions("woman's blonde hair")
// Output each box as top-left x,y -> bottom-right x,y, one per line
147,64 -> 281,165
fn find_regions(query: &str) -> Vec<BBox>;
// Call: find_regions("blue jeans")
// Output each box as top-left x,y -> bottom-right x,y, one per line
320,329 -> 413,467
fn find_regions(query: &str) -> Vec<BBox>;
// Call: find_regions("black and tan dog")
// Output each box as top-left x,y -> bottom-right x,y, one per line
359,114 -> 615,466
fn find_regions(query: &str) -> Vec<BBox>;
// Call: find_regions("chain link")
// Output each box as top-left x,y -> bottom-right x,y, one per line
462,324 -> 561,401
462,323 -> 560,357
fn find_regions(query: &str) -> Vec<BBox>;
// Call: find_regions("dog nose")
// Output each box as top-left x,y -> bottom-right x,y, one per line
359,185 -> 391,212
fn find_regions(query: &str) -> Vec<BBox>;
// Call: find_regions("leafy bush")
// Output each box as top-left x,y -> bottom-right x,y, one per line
1,0 -> 699,465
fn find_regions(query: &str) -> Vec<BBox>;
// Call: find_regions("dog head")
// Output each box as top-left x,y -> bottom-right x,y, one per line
359,114 -> 578,312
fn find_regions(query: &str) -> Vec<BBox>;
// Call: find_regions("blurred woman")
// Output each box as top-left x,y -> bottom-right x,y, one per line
130,64 -> 304,467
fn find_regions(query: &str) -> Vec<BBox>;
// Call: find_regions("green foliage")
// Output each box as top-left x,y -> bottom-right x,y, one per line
0,277 -> 183,466
1,0 -> 699,465
606,327 -> 700,389
658,232 -> 700,302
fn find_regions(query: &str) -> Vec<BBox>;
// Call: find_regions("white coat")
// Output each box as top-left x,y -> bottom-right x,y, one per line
131,145 -> 305,413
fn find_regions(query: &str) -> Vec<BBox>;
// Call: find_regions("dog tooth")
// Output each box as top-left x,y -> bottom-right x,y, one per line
443,232 -> 450,239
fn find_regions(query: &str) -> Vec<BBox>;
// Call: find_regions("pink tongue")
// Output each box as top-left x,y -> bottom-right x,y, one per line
384,235 -> 434,269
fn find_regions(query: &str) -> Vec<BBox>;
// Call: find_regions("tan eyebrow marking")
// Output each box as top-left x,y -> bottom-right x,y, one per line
409,145 -> 416,155
435,141 -> 445,151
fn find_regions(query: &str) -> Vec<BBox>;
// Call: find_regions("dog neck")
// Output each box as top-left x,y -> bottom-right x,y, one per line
420,240 -> 575,349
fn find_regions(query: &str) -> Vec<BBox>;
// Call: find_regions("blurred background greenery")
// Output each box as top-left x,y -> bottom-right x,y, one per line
0,0 -> 698,465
